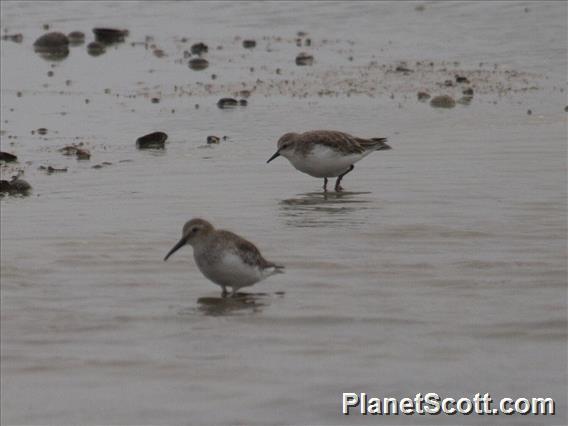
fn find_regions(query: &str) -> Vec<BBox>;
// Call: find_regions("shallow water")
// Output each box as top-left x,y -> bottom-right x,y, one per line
1,1 -> 566,425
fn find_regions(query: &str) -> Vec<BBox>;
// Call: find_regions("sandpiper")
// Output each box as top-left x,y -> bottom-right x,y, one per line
164,218 -> 284,297
267,130 -> 391,192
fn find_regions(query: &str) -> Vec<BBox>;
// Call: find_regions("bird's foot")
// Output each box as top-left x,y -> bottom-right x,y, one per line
221,287 -> 229,298
335,184 -> 344,192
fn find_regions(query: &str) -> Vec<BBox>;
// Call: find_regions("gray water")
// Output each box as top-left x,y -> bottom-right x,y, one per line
1,1 -> 566,425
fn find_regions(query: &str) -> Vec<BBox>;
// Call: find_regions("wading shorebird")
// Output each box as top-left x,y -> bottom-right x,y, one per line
164,219 -> 284,297
267,130 -> 391,192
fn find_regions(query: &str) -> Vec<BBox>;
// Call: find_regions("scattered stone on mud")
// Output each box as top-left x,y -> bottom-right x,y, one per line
430,95 -> 456,108
217,97 -> 239,109
136,131 -> 168,149
59,144 -> 91,159
190,42 -> 208,55
239,90 -> 251,98
242,39 -> 256,49
87,41 -> 105,56
417,91 -> 431,101
527,109 -> 532,115
39,165 -> 68,173
93,28 -> 128,44
47,70 -> 54,77
395,65 -> 413,74
564,106 -> 568,112
455,75 -> 470,84
207,135 -> 220,144
444,79 -> 454,87
189,57 -> 209,70
151,97 -> 160,104
462,87 -> 474,96
0,152 -> 18,162
295,52 -> 314,66
67,31 -> 85,45
153,48 -> 166,58
34,32 -> 69,49
2,33 -> 23,43
0,174 -> 31,195
33,32 -> 69,60
37,127 -> 48,135
239,99 -> 248,106
91,162 -> 112,169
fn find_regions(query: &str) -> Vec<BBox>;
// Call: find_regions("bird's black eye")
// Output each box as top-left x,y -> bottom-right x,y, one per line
191,227 -> 198,233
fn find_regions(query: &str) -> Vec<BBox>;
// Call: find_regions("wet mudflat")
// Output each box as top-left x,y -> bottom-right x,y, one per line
1,1 -> 566,425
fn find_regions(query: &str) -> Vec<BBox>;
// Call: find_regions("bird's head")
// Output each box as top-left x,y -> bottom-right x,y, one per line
164,218 -> 214,261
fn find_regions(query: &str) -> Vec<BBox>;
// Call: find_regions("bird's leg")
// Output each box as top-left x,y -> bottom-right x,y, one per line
221,286 -> 228,298
335,165 -> 354,192
231,288 -> 239,298
323,177 -> 328,192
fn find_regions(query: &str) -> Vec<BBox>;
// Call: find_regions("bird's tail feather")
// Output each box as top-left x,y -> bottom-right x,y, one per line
370,137 -> 391,150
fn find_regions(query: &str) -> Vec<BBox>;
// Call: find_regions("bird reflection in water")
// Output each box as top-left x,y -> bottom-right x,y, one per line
279,191 -> 372,228
194,292 -> 284,316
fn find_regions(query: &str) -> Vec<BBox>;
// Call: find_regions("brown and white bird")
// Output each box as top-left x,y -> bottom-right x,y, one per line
267,130 -> 391,192
164,219 -> 284,297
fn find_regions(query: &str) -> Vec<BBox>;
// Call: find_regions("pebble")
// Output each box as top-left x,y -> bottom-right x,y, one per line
417,91 -> 431,101
295,52 -> 314,66
217,98 -> 239,109
242,39 -> 256,48
430,95 -> 456,108
87,41 -> 105,56
0,152 -> 18,162
207,135 -> 220,144
93,28 -> 128,44
189,58 -> 209,70
136,131 -> 168,149
190,42 -> 208,55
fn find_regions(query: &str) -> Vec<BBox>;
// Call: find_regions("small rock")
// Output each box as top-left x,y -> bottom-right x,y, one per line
37,128 -> 48,135
305,38 -> 311,46
527,109 -> 532,115
136,131 -> 168,149
39,165 -> 68,173
239,99 -> 248,106
93,28 -> 128,44
415,4 -> 425,11
564,106 -> 567,112
87,41 -> 105,56
67,31 -> 85,45
207,135 -> 220,144
417,91 -> 431,101
151,97 -> 160,104
189,57 -> 209,70
59,144 -> 91,159
0,174 -> 31,195
153,48 -> 166,58
76,148 -> 91,160
430,95 -> 456,108
47,70 -> 54,77
242,39 -> 256,48
455,75 -> 470,84
33,32 -> 69,60
395,65 -> 413,73
34,32 -> 69,49
295,52 -> 314,66
190,42 -> 208,55
0,152 -> 18,162
239,90 -> 251,98
2,33 -> 23,43
462,88 -> 474,96
444,79 -> 454,87
217,98 -> 238,109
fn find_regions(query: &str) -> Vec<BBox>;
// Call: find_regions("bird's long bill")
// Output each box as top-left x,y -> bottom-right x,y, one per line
266,151 -> 280,163
164,236 -> 188,261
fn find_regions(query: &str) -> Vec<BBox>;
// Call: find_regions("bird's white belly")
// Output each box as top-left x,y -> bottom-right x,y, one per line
196,252 -> 263,290
289,146 -> 364,178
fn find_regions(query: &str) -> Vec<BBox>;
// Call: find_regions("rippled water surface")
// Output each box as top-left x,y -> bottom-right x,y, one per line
1,1 -> 566,425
